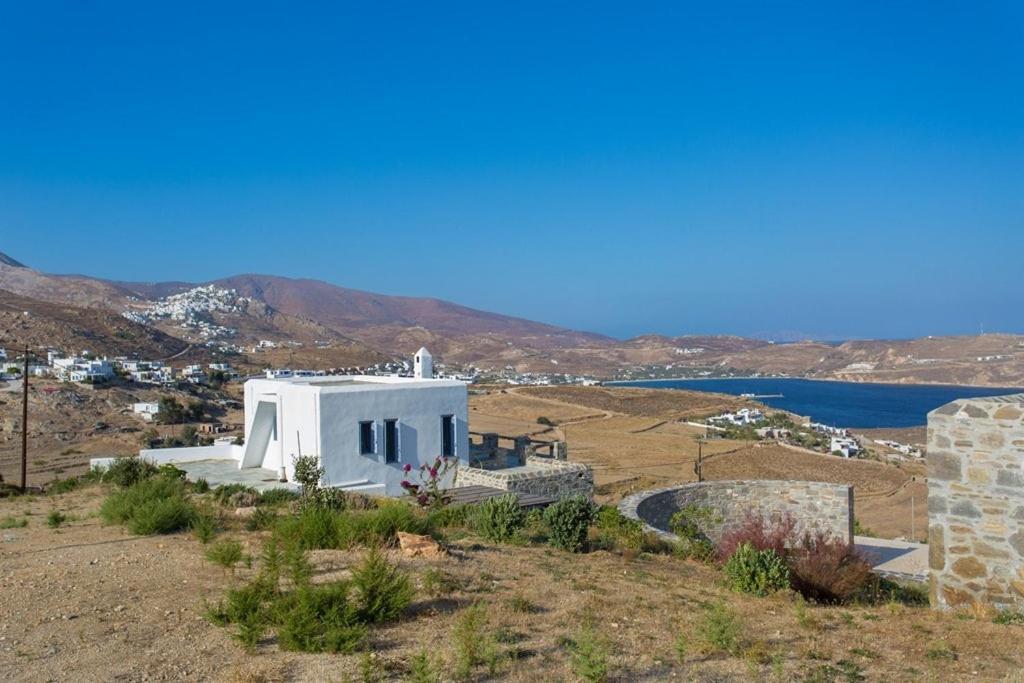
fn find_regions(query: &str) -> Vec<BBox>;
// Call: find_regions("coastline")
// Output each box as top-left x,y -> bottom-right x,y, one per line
606,376 -> 1024,391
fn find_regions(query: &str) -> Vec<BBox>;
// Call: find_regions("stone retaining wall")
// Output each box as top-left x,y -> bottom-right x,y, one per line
927,394 -> 1024,610
456,456 -> 593,500
619,480 -> 854,545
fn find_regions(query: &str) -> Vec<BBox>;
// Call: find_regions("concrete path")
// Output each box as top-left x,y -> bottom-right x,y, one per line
175,459 -> 299,493
854,535 -> 928,582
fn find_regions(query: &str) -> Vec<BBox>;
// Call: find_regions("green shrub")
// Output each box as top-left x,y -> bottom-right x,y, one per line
276,582 -> 368,654
452,603 -> 499,680
594,505 -> 648,553
275,506 -> 338,550
569,624 -> 610,683
350,548 -> 414,623
723,543 -> 791,596
246,507 -> 278,531
543,495 -> 597,553
206,538 -> 244,571
336,503 -> 430,548
100,476 -> 195,535
191,509 -> 218,543
257,488 -> 299,507
190,477 -> 211,494
472,494 -> 526,543
46,510 -> 67,528
48,476 -> 81,495
102,457 -> 159,487
407,649 -> 442,683
0,516 -> 28,529
993,609 -> 1024,626
127,496 -> 196,535
697,600 -> 743,655
213,483 -> 258,506
426,503 -> 472,529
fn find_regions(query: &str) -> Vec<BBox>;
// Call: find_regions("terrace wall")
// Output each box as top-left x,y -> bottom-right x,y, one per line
456,456 -> 593,500
619,480 -> 854,545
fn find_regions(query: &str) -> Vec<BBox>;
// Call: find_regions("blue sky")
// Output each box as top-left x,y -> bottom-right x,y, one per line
1,2 -> 1022,340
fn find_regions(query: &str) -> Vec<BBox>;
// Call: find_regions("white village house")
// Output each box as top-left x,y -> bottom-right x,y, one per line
105,349 -> 469,496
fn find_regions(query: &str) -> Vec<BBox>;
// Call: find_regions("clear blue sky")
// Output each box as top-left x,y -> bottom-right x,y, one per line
1,2 -> 1021,340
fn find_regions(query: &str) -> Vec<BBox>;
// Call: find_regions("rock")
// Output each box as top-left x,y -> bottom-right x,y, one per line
234,506 -> 257,518
397,532 -> 447,559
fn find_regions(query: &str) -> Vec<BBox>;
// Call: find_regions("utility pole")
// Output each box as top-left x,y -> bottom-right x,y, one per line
694,438 -> 704,482
21,345 -> 29,492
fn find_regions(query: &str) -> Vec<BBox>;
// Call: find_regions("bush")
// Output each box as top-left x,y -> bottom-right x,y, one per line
276,582 -> 367,654
594,505 -> 649,554
100,476 -> 195,535
669,504 -> 719,561
257,488 -> 299,507
191,510 -> 218,543
206,538 -> 244,571
407,649 -> 442,683
336,502 -> 431,548
716,511 -> 795,564
47,510 -> 67,528
569,624 -> 610,682
426,503 -> 472,529
723,543 -> 790,596
787,532 -> 872,604
102,457 -> 159,487
452,603 -> 499,680
472,494 -> 526,543
350,548 -> 414,623
213,484 -> 259,507
246,507 -> 278,532
697,600 -> 743,655
190,477 -> 211,494
48,476 -> 81,495
543,495 -> 597,553
0,516 -> 27,529
278,506 -> 339,550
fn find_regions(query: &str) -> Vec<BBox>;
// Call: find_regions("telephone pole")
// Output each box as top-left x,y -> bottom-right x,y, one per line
21,345 -> 29,491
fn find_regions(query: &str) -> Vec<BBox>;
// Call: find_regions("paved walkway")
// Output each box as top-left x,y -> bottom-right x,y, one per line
854,535 -> 928,582
175,459 -> 299,493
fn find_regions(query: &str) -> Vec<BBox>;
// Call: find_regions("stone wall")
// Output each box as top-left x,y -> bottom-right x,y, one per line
456,456 -> 593,500
927,394 -> 1024,610
619,480 -> 854,545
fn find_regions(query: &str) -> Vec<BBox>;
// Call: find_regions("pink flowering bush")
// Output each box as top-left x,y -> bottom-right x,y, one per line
400,456 -> 458,508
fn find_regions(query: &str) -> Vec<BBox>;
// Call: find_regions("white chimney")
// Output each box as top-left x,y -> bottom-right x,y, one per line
414,347 -> 433,379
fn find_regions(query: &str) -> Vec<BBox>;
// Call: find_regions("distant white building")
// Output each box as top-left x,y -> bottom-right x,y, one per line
709,407 -> 764,427
136,350 -> 468,496
830,436 -> 860,458
414,347 -> 433,380
55,357 -> 115,383
132,402 -> 160,421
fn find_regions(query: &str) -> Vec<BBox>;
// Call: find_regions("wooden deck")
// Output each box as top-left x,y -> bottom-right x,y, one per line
445,484 -> 554,509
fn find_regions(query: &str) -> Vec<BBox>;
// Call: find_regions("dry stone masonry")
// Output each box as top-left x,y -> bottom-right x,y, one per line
457,455 -> 593,500
619,480 -> 854,544
927,393 -> 1024,610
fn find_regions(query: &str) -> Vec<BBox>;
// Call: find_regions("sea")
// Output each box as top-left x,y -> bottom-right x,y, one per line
608,377 -> 1024,429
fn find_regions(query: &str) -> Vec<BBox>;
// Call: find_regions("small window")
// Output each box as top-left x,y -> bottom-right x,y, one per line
359,421 -> 375,455
441,415 -> 455,457
383,419 -> 398,463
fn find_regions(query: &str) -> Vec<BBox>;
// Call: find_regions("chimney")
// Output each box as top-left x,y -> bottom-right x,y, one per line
414,347 -> 433,379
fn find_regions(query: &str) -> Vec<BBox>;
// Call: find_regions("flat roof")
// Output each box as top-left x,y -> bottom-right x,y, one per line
248,374 -> 466,393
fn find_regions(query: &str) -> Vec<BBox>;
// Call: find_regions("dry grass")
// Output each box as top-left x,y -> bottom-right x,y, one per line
1,487 -> 1021,681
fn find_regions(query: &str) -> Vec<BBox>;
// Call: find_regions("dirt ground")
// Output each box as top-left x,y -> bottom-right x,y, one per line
470,387 -> 929,541
2,488 -> 1022,682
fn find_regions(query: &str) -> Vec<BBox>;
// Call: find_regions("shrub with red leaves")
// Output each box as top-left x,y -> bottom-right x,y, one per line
716,511 -> 797,563
716,511 -> 871,604
787,530 -> 872,604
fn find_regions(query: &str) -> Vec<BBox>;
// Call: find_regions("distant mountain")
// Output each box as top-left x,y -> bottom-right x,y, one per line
0,288 -> 190,360
1,251 -> 1021,384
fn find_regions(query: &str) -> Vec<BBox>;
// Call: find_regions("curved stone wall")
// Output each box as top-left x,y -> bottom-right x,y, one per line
619,480 -> 854,545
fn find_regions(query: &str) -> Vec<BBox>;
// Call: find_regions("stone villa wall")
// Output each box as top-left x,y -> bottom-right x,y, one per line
456,456 -> 593,500
927,394 -> 1024,610
619,480 -> 854,545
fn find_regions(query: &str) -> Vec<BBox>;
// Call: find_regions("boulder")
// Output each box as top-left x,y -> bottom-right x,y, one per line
397,532 -> 446,559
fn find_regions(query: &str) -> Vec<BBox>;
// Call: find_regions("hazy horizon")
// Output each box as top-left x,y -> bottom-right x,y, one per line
2,3 -> 1021,340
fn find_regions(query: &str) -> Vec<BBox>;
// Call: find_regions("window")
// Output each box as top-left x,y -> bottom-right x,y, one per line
383,419 -> 398,463
359,421 -> 375,455
441,415 -> 455,457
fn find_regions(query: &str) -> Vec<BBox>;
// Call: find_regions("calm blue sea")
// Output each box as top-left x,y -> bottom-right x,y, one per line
609,378 -> 1023,428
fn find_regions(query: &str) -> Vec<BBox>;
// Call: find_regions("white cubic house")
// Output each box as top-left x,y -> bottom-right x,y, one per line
119,350 -> 469,496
